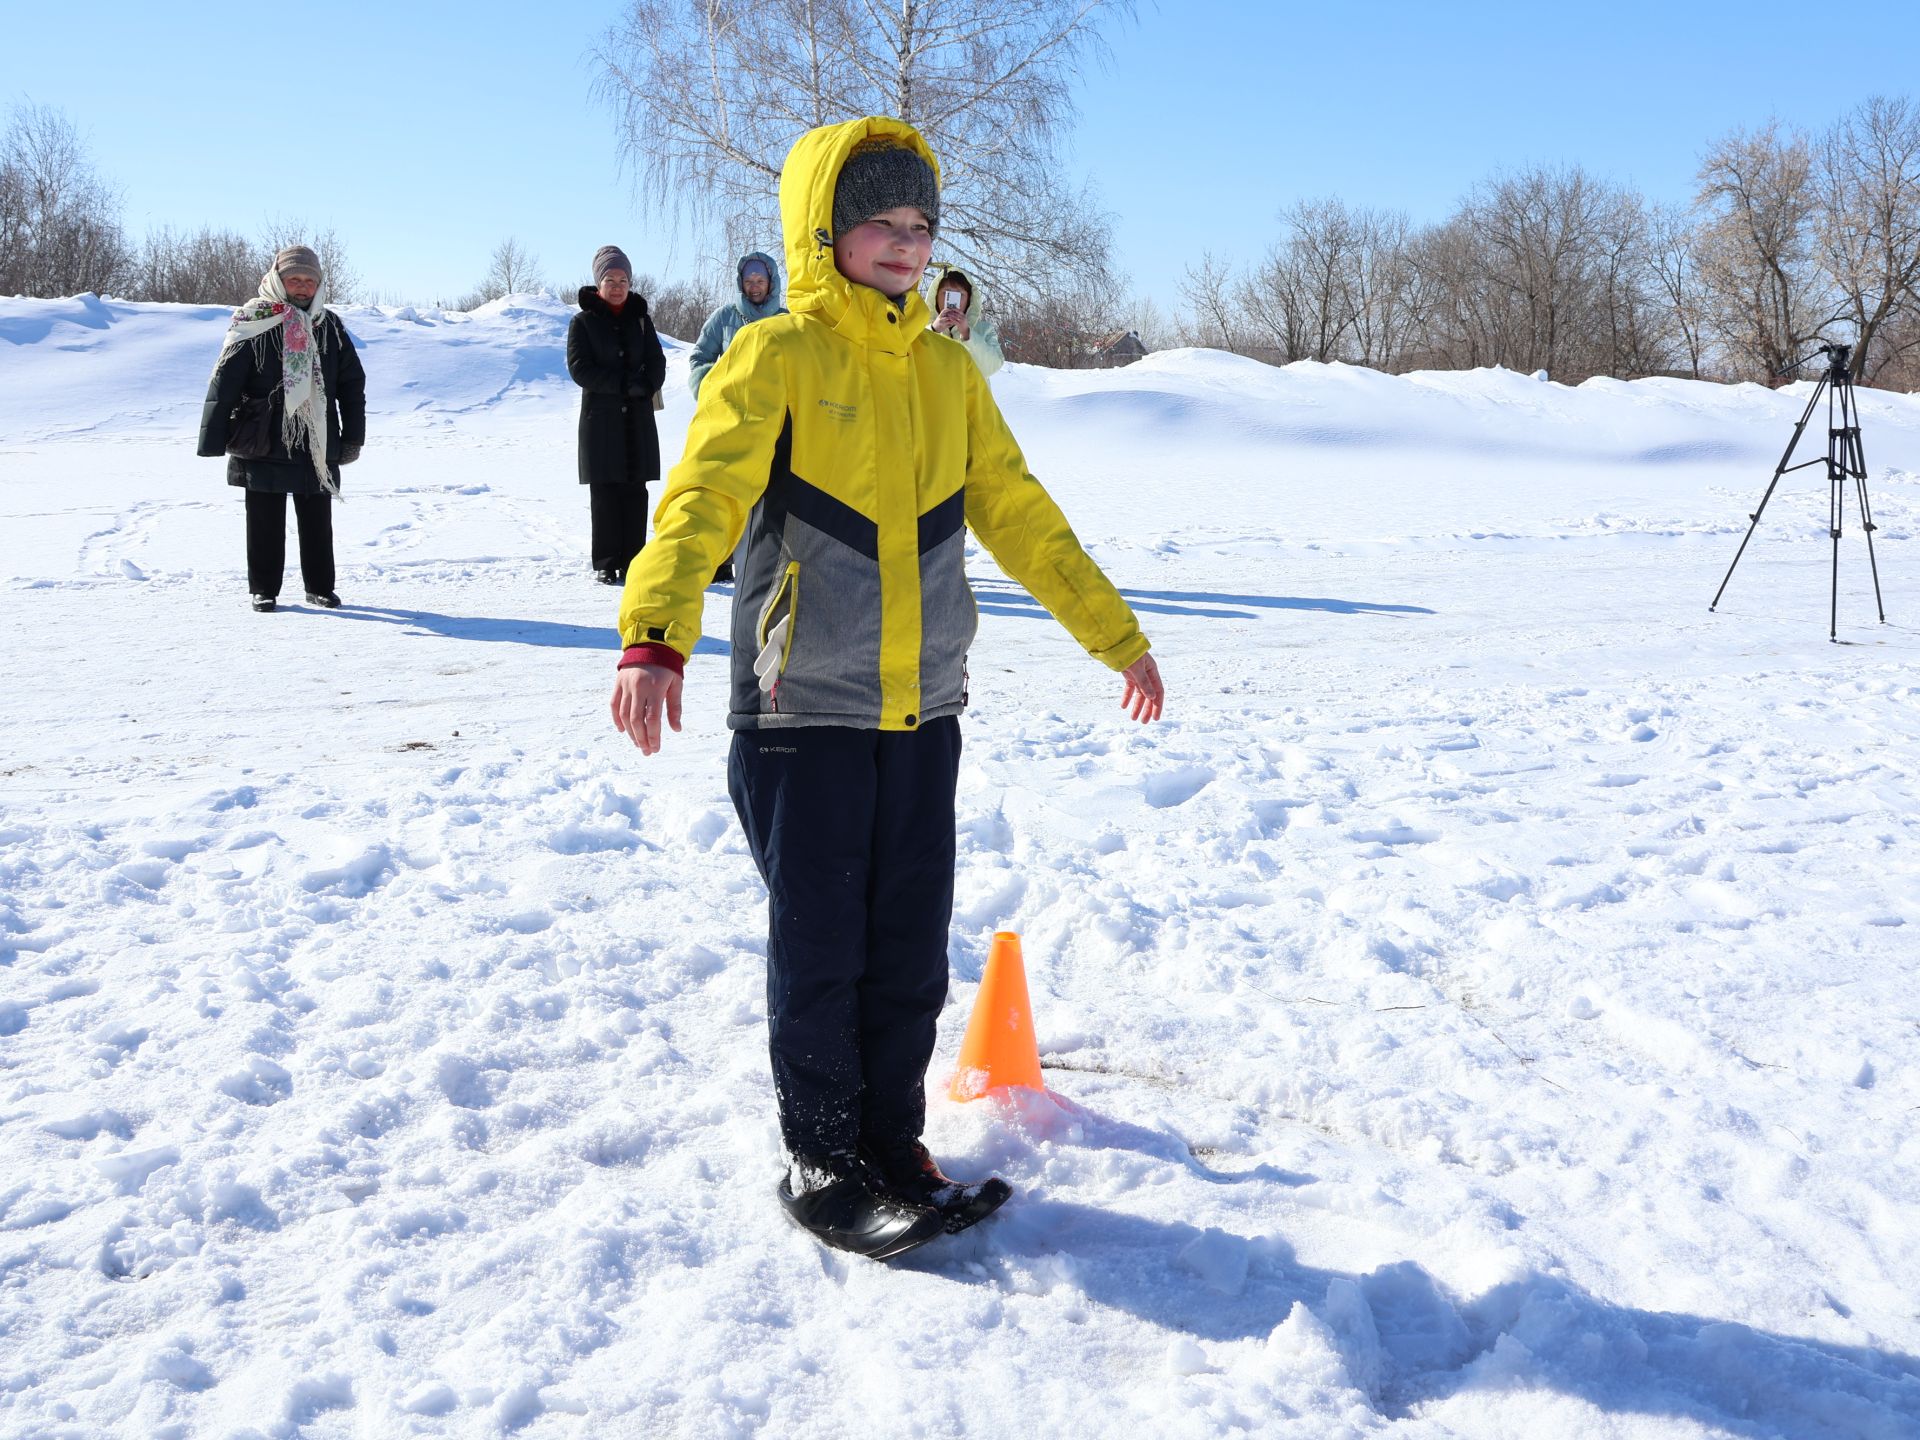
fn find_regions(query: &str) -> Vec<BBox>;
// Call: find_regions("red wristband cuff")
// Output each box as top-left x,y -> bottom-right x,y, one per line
619,643 -> 685,676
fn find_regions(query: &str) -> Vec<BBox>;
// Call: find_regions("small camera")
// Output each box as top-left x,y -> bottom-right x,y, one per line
942,290 -> 965,314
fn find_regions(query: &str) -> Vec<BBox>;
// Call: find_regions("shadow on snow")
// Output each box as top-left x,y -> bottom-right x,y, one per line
970,575 -> 1435,622
324,604 -> 730,656
902,1100 -> 1918,1436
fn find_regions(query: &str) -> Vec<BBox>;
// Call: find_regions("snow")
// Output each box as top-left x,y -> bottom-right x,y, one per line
3,290 -> 1919,1438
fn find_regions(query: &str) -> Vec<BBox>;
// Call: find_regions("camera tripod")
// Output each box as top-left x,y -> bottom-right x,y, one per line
1710,341 -> 1886,641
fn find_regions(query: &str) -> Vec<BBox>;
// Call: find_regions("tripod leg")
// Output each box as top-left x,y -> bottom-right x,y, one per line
1713,378 -> 1826,612
1845,396 -> 1888,623
1830,464 -> 1842,642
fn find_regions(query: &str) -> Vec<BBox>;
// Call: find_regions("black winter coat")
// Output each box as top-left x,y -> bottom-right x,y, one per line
196,308 -> 367,495
567,287 -> 667,487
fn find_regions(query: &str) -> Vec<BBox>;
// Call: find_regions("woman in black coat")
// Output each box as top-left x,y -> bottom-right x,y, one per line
196,245 -> 367,612
567,245 -> 668,584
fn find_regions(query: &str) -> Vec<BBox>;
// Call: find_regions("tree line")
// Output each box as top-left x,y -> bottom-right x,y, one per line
0,104 -> 362,306
8,80 -> 1919,387
1176,98 -> 1920,389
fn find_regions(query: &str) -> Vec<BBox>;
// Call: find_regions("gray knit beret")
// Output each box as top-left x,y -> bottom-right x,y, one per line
273,245 -> 322,282
832,142 -> 939,239
591,245 -> 632,284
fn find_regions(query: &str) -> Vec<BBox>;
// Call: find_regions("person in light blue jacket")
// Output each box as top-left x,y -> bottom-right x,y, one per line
688,252 -> 786,399
926,265 -> 1003,380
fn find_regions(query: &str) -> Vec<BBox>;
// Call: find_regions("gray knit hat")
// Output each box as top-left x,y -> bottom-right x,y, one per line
591,245 -> 632,284
832,142 -> 939,239
273,245 -> 322,282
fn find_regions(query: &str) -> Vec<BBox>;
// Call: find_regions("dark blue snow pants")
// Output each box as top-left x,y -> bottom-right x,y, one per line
727,719 -> 962,1158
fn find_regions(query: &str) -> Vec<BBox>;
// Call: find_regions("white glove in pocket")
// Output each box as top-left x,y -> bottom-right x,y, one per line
754,616 -> 791,694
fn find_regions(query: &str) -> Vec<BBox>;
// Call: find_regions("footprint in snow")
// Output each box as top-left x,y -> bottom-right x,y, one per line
1142,765 -> 1214,808
1349,824 -> 1440,846
434,1054 -> 500,1110
218,1056 -> 293,1106
104,858 -> 171,897
546,821 -> 641,855
300,844 -> 396,898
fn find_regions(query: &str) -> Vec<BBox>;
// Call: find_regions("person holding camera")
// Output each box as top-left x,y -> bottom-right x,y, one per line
568,245 -> 668,586
197,244 -> 366,613
926,265 -> 1002,379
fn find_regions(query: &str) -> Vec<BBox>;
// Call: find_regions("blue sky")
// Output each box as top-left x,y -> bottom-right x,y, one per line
5,1 -> 1918,312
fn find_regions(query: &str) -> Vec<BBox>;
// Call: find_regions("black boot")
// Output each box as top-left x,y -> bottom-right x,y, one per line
861,1138 -> 1013,1234
250,595 -> 276,613
777,1152 -> 944,1261
595,567 -> 622,586
305,590 -> 342,608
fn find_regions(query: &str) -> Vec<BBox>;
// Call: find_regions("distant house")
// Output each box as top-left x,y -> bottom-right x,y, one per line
1088,329 -> 1148,368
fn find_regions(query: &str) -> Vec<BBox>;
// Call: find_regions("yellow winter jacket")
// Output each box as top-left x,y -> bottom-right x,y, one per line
617,115 -> 1148,731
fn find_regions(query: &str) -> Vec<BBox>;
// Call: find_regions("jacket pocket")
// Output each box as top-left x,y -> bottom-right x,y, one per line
753,561 -> 800,702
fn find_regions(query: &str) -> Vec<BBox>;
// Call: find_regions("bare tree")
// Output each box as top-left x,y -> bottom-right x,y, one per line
458,237 -> 547,308
1648,202 -> 1710,378
593,0 -> 1130,305
1177,251 -> 1248,353
1693,121 -> 1834,381
1403,215 -> 1511,371
1815,95 -> 1920,384
0,102 -> 134,297
1870,306 -> 1920,389
488,237 -> 544,297
1344,207 -> 1421,371
1471,165 -> 1613,376
1591,188 -> 1680,378
634,273 -> 725,341
998,265 -> 1126,367
133,225 -> 265,304
1283,197 -> 1365,362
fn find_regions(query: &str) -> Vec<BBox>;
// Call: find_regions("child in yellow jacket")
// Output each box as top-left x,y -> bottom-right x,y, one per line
610,116 -> 1164,1261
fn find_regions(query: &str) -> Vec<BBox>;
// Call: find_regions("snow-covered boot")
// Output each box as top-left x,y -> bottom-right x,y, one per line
861,1138 -> 1012,1234
777,1152 -> 944,1261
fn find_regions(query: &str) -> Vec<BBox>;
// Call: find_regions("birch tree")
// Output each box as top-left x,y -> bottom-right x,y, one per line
593,0 -> 1130,301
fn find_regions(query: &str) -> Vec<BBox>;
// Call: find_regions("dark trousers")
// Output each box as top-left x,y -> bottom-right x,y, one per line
244,489 -> 335,597
589,483 -> 648,575
728,719 -> 963,1157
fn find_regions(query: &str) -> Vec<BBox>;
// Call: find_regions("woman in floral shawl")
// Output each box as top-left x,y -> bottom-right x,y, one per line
197,245 -> 367,612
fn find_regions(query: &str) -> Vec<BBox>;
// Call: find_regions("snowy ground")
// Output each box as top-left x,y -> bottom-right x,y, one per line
2,293 -> 1918,1439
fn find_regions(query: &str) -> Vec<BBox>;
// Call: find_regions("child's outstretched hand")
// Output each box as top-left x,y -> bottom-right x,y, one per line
611,664 -> 683,755
1121,653 -> 1164,723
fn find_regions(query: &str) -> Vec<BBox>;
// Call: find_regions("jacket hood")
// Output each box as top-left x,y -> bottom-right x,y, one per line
929,265 -> 986,327
780,116 -> 939,343
733,250 -> 784,318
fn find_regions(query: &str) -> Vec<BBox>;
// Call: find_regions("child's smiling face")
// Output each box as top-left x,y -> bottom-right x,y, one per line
832,206 -> 934,299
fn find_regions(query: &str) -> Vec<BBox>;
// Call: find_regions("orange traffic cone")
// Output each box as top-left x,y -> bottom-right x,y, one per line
949,931 -> 1045,1101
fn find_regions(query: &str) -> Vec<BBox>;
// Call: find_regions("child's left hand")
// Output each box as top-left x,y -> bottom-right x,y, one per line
1121,653 -> 1164,723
